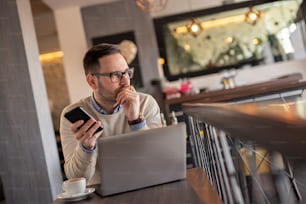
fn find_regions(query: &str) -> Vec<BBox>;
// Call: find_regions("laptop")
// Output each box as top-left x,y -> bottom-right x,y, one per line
96,123 -> 187,196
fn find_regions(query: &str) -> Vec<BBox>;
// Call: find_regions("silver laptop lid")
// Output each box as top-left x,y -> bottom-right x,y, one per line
97,123 -> 187,196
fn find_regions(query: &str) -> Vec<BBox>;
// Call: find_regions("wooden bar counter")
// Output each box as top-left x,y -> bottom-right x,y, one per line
167,74 -> 306,106
52,168 -> 222,204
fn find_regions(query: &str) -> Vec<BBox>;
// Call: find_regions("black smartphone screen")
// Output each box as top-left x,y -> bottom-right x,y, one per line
64,106 -> 103,133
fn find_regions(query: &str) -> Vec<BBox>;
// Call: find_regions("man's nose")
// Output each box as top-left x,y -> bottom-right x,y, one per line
122,72 -> 130,80
119,73 -> 129,84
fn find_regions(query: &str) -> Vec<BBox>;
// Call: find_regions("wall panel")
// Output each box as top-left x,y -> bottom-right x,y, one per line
0,0 -> 62,203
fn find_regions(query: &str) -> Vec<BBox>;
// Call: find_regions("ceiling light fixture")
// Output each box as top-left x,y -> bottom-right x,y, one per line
135,0 -> 168,12
173,14 -> 246,35
245,7 -> 262,25
39,51 -> 64,62
187,19 -> 202,37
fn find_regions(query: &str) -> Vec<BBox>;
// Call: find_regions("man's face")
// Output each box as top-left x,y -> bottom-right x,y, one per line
93,53 -> 130,103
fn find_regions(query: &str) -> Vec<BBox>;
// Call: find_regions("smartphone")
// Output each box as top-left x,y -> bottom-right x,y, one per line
64,106 -> 103,134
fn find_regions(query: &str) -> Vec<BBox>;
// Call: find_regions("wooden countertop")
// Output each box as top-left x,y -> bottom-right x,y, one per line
52,168 -> 222,204
167,74 -> 305,105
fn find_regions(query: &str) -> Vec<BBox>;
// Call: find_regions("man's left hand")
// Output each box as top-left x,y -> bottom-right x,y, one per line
114,85 -> 140,121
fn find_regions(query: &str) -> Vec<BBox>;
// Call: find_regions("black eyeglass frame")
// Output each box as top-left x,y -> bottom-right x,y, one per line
91,67 -> 134,83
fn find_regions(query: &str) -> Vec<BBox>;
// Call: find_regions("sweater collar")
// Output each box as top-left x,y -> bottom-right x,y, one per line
91,94 -> 122,115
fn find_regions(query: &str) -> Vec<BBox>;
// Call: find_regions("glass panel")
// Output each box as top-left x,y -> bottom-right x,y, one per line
156,0 -> 305,80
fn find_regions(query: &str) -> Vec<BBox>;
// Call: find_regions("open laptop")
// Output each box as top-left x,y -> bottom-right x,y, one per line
96,123 -> 187,196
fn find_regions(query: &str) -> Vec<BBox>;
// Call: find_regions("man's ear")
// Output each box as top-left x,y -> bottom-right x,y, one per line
86,74 -> 98,90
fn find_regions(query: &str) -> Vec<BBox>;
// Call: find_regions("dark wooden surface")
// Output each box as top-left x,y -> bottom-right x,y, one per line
183,102 -> 306,161
52,168 -> 222,204
166,74 -> 305,105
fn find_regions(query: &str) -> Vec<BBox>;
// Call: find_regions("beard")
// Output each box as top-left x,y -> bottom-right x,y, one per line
98,89 -> 116,103
96,83 -> 117,104
94,80 -> 130,106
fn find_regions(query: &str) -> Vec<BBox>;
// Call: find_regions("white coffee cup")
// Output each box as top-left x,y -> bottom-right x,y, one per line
62,177 -> 86,195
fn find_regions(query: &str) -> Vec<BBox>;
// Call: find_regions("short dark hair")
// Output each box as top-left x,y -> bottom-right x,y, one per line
83,43 -> 121,75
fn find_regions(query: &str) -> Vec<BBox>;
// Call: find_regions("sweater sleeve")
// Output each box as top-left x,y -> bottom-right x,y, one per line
140,94 -> 162,129
59,106 -> 98,183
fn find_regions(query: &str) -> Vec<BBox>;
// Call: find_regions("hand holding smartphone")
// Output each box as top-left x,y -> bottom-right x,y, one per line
64,106 -> 103,134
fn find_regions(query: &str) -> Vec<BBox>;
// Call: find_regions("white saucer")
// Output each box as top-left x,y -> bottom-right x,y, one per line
57,188 -> 95,202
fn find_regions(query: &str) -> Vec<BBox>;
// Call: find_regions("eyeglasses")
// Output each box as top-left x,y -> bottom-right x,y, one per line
91,67 -> 134,83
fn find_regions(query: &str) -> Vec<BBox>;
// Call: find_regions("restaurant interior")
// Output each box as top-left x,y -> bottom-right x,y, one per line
1,0 -> 306,203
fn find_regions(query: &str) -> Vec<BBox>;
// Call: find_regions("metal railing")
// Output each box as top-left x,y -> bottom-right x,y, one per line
183,102 -> 306,204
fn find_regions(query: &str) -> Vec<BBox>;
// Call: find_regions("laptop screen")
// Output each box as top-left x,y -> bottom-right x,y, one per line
97,123 -> 187,196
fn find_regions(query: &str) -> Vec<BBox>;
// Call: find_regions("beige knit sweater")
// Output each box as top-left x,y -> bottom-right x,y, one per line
60,92 -> 162,185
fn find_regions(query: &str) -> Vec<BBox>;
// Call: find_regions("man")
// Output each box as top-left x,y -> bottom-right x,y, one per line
60,43 -> 162,185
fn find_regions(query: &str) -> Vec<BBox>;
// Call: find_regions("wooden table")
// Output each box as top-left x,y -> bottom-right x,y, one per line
52,168 -> 222,204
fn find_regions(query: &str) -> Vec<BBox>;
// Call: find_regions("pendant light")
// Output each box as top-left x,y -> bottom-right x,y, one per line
186,0 -> 202,37
245,7 -> 262,25
187,19 -> 202,37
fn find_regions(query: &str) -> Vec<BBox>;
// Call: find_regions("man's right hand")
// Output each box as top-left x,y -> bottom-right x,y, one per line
70,118 -> 103,150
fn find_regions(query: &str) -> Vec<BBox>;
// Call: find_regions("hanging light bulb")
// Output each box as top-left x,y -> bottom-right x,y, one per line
135,0 -> 168,12
173,0 -> 203,37
187,19 -> 202,37
245,7 -> 262,25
